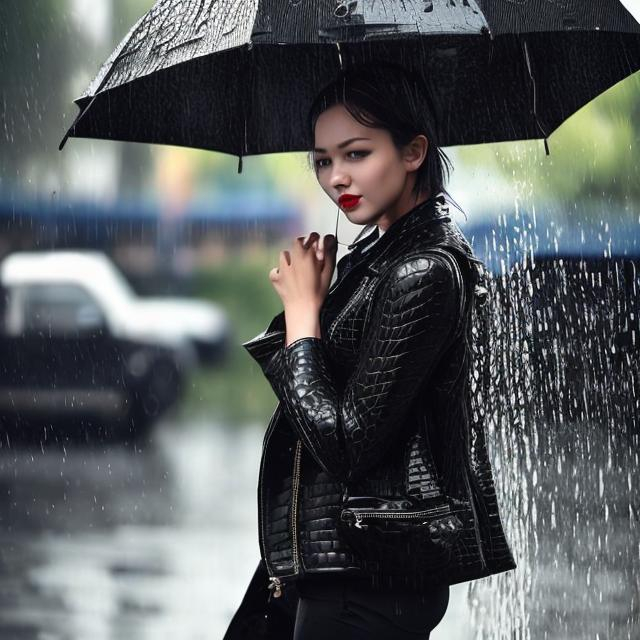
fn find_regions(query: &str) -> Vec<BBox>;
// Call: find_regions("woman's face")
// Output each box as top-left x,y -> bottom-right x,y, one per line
313,103 -> 429,231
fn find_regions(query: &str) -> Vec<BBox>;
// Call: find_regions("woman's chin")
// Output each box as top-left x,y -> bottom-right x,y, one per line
346,211 -> 377,227
343,206 -> 368,222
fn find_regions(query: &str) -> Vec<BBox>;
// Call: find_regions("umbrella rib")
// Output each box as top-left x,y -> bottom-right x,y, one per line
521,35 -> 551,156
238,42 -> 254,173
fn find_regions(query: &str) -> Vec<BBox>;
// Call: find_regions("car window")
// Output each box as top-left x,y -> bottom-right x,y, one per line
19,283 -> 106,335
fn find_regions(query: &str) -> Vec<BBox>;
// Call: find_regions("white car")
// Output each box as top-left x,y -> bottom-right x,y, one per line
1,250 -> 230,366
0,250 -> 230,440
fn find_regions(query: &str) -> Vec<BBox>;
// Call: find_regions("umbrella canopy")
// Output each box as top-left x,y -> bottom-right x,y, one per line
60,0 -> 640,169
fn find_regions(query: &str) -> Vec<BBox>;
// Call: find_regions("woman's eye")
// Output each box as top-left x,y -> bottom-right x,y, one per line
314,150 -> 369,169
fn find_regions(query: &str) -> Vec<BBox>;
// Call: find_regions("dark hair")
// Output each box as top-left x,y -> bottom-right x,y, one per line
306,60 -> 461,216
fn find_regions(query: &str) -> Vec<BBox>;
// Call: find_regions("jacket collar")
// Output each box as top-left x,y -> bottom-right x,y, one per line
346,193 -> 444,252
365,193 -> 450,273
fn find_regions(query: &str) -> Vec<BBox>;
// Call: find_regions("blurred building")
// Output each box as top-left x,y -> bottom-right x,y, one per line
0,191 -> 300,280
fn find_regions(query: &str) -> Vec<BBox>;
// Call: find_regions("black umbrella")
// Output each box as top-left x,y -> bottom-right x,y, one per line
59,0 -> 640,171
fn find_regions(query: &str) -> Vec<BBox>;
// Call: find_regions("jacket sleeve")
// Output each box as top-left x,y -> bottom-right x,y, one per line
242,310 -> 286,372
246,254 -> 461,484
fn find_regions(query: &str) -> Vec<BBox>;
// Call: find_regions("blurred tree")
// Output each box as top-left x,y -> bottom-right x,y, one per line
0,0 -> 77,190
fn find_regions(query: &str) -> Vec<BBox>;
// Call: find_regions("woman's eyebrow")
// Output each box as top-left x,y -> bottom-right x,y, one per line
313,137 -> 371,153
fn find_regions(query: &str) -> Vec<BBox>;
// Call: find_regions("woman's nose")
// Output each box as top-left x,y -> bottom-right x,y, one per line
329,171 -> 350,190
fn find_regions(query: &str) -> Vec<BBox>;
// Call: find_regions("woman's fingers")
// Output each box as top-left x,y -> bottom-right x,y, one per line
291,231 -> 335,270
294,232 -> 336,261
296,232 -> 320,251
279,249 -> 291,268
322,234 -> 336,260
316,234 -> 337,261
320,235 -> 336,287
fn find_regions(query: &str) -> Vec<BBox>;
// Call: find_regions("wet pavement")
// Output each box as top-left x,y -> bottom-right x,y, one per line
0,420 -> 264,639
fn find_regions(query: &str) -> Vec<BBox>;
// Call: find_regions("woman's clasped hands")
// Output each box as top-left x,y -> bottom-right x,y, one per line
269,232 -> 337,345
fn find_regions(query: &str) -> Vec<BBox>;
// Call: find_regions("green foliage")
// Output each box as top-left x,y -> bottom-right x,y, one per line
0,0 -> 76,183
177,249 -> 286,426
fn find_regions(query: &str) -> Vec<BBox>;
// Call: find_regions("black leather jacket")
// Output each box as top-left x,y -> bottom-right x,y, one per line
225,194 -> 516,637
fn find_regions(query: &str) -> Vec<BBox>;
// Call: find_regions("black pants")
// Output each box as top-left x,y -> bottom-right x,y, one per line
293,580 -> 450,640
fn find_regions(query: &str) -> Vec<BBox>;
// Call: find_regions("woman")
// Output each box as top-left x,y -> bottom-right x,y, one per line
224,61 -> 516,640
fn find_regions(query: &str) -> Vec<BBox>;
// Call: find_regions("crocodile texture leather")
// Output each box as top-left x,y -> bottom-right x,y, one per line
265,255 -> 459,484
240,194 -> 517,599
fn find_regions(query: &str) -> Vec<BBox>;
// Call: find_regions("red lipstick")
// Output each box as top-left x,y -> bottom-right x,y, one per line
338,194 -> 362,209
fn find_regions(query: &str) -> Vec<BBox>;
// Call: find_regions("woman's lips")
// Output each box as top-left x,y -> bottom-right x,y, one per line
339,195 -> 362,209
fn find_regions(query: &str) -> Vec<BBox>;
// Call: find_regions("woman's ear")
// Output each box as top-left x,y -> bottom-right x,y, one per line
403,134 -> 429,172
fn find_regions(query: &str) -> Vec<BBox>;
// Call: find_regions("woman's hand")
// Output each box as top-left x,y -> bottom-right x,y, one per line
269,232 -> 337,345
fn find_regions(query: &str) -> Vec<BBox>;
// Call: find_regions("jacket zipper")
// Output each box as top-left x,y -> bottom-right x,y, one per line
258,406 -> 281,597
342,496 -> 486,568
265,437 -> 303,601
291,439 -> 303,572
342,504 -> 451,529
